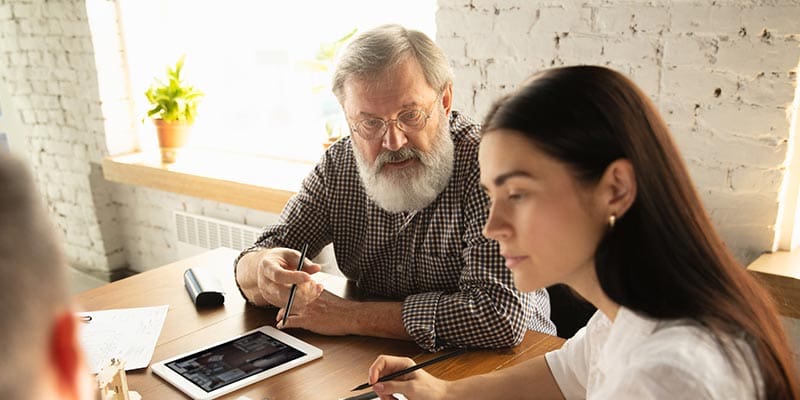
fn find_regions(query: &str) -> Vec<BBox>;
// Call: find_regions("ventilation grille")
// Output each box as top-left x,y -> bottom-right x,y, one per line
174,211 -> 261,256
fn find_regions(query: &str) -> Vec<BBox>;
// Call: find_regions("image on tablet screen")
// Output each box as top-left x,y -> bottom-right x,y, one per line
165,331 -> 305,392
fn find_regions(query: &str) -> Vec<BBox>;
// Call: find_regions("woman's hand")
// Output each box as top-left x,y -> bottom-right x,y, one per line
368,355 -> 449,400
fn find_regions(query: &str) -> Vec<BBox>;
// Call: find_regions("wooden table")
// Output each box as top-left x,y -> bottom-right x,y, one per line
75,247 -> 565,399
747,250 -> 800,318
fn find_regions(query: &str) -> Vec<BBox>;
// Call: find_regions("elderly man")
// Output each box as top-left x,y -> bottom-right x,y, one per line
0,154 -> 94,400
235,24 -> 554,351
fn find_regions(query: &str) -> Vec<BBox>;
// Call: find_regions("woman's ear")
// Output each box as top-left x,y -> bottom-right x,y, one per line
598,158 -> 637,218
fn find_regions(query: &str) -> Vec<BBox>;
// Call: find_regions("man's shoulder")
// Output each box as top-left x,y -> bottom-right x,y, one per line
308,136 -> 358,186
449,110 -> 481,140
324,136 -> 354,158
449,110 -> 482,158
317,136 -> 357,171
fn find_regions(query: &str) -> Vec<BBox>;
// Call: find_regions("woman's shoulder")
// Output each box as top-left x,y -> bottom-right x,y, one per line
634,322 -> 718,363
624,317 -> 761,398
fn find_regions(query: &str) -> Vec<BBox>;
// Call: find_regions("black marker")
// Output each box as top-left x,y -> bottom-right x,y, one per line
281,243 -> 309,328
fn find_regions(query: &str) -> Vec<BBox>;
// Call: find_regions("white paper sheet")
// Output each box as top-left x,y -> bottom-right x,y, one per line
78,305 -> 168,373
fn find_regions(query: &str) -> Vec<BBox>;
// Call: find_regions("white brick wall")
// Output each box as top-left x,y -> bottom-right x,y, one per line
0,0 -> 798,274
438,0 -> 800,263
0,0 -> 124,277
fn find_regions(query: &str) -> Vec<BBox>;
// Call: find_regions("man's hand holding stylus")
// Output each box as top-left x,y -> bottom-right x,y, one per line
238,247 -> 412,340
236,247 -> 324,311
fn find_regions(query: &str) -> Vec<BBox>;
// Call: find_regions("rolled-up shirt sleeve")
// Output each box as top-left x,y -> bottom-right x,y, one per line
401,269 -> 551,350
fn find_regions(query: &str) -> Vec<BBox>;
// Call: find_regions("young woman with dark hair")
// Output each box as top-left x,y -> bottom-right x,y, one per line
367,66 -> 799,399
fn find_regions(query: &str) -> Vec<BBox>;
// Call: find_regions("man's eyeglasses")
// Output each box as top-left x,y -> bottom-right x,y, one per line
350,93 -> 442,141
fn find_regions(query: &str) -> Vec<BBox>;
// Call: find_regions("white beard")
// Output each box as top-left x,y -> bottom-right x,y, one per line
354,112 -> 455,213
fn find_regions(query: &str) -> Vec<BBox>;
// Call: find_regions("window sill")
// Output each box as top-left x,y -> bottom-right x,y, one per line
748,250 -> 800,319
102,149 -> 314,213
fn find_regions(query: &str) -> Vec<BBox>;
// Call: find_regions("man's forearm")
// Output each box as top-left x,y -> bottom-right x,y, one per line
349,301 -> 412,341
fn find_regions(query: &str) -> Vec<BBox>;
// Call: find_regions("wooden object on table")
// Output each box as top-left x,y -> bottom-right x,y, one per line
96,358 -> 141,400
75,247 -> 564,399
748,250 -> 800,318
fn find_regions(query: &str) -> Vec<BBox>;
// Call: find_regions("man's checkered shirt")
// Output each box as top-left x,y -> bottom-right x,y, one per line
238,111 -> 555,351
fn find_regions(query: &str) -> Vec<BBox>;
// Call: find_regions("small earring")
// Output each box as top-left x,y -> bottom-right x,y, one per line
608,214 -> 616,229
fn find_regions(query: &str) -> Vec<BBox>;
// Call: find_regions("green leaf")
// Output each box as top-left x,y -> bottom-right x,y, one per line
143,55 -> 203,123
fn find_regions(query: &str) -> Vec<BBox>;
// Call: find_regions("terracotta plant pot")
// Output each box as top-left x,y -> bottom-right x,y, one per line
154,119 -> 192,163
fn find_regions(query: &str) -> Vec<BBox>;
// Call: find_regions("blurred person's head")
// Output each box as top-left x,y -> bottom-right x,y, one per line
333,24 -> 455,212
0,154 -> 93,400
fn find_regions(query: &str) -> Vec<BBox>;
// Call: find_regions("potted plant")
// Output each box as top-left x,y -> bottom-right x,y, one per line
145,55 -> 203,163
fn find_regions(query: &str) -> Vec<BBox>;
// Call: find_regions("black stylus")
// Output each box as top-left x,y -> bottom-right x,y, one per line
281,243 -> 309,328
351,347 -> 468,391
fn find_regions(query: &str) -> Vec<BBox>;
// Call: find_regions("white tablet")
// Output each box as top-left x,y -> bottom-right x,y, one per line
151,326 -> 323,400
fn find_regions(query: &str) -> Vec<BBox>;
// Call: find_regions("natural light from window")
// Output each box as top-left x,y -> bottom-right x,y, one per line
773,57 -> 800,251
118,0 -> 436,162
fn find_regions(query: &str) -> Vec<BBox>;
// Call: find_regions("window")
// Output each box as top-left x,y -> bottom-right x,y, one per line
114,0 -> 435,162
776,61 -> 800,251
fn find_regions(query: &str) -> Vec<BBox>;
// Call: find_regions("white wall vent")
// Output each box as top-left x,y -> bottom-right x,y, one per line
174,211 -> 262,259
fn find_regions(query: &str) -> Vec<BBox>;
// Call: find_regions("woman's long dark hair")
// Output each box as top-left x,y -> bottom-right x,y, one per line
483,66 -> 799,399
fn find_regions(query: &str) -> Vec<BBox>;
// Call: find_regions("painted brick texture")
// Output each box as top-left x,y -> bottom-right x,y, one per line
0,0 -> 798,274
0,0 -> 125,276
438,0 -> 800,263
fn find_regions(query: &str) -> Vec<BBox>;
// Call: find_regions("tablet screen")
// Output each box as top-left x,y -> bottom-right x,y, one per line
165,331 -> 306,392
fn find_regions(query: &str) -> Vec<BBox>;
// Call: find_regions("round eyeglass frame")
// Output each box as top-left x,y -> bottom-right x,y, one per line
349,92 -> 443,141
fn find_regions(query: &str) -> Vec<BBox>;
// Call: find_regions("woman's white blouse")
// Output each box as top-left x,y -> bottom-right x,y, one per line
545,307 -> 761,399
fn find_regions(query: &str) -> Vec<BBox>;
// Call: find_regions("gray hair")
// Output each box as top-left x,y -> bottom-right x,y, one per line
332,24 -> 453,103
0,154 -> 69,400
